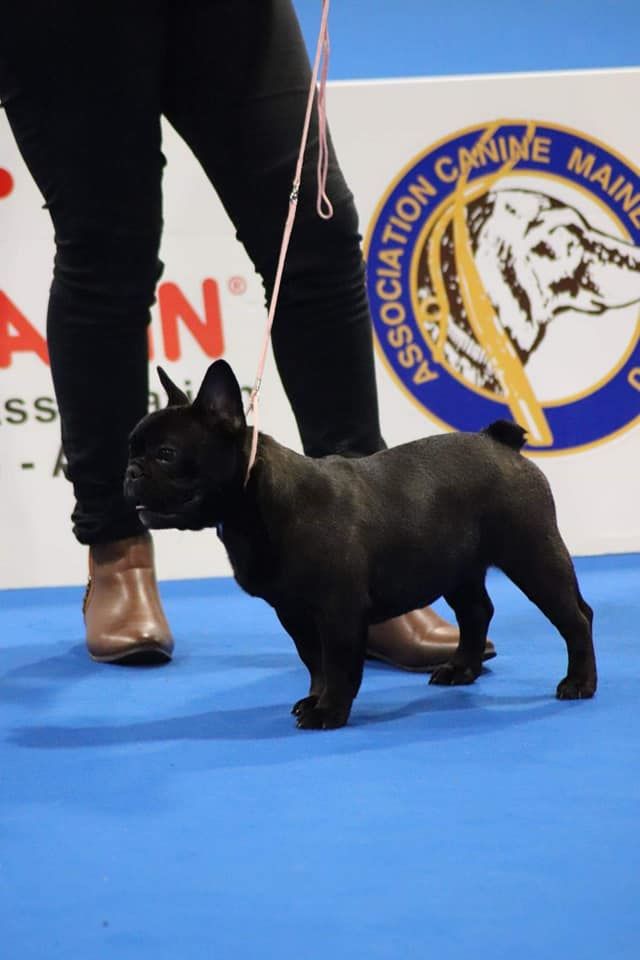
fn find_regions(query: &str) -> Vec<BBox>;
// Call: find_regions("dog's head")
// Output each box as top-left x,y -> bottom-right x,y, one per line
125,361 -> 247,530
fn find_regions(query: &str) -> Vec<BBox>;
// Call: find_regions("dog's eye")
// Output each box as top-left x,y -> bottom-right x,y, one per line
531,240 -> 556,260
156,446 -> 177,463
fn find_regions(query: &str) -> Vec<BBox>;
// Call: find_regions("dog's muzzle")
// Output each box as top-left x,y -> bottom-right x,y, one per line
124,461 -> 206,530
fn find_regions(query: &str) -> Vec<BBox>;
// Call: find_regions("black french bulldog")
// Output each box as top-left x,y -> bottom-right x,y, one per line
124,360 -> 597,729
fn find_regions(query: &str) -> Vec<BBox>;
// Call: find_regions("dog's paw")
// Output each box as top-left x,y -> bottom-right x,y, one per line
429,662 -> 477,686
556,676 -> 597,700
291,694 -> 319,717
294,700 -> 350,730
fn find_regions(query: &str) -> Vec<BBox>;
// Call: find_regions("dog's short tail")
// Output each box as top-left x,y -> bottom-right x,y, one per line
483,419 -> 527,450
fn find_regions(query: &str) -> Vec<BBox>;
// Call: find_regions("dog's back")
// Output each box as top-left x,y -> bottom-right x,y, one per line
353,418 -> 552,532
318,420 -> 559,620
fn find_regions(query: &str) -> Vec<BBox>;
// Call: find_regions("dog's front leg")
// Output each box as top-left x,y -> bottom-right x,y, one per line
276,607 -> 326,719
294,608 -> 367,731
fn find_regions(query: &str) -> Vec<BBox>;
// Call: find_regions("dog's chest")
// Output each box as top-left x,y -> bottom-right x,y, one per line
220,526 -> 280,605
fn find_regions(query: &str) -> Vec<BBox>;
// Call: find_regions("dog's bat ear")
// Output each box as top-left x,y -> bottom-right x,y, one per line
193,360 -> 246,432
157,367 -> 190,407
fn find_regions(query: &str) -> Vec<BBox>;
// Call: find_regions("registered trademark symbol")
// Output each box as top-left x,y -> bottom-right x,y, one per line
228,276 -> 247,295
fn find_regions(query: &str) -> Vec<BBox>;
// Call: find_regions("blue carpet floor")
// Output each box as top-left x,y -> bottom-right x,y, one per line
1,554 -> 638,959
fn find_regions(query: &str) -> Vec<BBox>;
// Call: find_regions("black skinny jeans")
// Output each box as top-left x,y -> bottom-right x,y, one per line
0,0 -> 384,544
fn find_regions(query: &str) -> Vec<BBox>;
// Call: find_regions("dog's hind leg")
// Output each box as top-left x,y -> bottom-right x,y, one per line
429,575 -> 494,687
499,537 -> 597,700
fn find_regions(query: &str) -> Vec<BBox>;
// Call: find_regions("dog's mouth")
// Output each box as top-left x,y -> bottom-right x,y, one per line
135,493 -> 204,530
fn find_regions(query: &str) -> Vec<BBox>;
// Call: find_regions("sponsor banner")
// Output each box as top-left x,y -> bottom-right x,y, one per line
1,68 -> 639,588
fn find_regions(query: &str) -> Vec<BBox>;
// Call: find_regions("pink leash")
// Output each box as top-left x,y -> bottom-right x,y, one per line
244,0 -> 333,485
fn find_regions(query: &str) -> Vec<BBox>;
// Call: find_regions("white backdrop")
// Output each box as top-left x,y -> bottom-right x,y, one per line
1,67 -> 638,589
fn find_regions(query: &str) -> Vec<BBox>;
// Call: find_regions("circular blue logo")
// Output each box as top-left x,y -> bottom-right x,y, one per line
366,120 -> 640,453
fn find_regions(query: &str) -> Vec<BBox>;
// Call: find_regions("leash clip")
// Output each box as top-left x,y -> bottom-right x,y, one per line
245,378 -> 262,417
251,377 -> 263,405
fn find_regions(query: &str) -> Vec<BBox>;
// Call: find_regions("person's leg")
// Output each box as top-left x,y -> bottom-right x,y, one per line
163,0 -> 383,459
1,1 -> 164,543
0,1 -> 173,661
161,0 -> 493,669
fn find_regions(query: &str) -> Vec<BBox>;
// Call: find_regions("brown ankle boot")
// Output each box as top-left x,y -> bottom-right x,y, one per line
84,533 -> 174,664
366,605 -> 496,672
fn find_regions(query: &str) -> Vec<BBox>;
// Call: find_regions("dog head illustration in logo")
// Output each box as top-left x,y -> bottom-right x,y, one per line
367,120 -> 640,453
417,188 -> 640,392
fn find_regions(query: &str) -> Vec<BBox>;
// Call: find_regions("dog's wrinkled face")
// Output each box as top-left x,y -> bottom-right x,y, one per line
124,361 -> 246,530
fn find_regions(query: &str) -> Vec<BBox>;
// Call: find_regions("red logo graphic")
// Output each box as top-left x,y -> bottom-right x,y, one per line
0,161 -> 224,365
149,279 -> 225,361
0,168 -> 14,199
0,280 -> 225,368
0,292 -> 49,367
